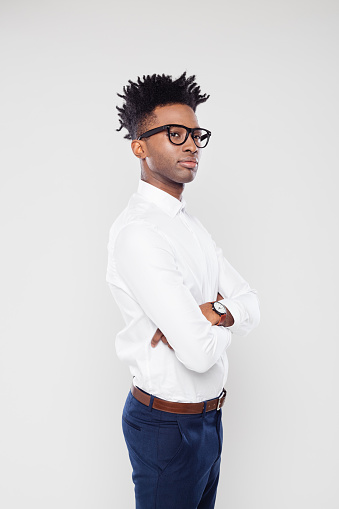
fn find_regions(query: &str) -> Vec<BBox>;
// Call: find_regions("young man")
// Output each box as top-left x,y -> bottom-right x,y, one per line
106,72 -> 260,509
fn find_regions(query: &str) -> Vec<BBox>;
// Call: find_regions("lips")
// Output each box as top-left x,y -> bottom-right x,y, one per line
178,158 -> 198,169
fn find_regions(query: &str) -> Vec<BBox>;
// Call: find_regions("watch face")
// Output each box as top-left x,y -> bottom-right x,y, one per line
214,302 -> 226,314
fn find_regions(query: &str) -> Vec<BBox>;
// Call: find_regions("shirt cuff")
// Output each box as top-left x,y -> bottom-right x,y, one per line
219,298 -> 248,334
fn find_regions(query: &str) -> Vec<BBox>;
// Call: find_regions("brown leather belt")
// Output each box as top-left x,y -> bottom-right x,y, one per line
131,385 -> 226,414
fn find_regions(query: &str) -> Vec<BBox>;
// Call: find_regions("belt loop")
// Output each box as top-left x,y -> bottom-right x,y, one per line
202,400 -> 207,417
148,394 -> 155,412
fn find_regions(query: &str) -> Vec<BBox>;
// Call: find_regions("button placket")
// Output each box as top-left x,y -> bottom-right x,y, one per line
179,210 -> 208,289
179,208 -> 193,233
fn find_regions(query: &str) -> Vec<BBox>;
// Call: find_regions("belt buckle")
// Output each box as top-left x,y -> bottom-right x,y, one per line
217,389 -> 226,410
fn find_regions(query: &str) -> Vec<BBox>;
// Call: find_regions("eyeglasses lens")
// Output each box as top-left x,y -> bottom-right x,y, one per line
193,129 -> 209,148
168,126 -> 188,145
168,126 -> 209,148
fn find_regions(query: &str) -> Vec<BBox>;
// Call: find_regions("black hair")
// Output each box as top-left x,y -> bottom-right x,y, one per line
116,72 -> 209,140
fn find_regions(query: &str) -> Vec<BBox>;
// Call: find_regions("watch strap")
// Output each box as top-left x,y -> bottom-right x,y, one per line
216,313 -> 227,326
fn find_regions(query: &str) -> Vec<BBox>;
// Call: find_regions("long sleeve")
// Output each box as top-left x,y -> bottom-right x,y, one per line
215,243 -> 260,336
113,221 -> 232,374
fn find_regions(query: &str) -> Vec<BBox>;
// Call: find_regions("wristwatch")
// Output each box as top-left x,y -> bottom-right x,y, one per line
212,301 -> 227,325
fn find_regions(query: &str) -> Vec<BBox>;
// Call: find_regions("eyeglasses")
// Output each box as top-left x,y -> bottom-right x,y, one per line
138,124 -> 211,148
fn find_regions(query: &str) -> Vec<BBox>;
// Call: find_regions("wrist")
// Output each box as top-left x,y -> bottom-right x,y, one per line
211,301 -> 234,327
211,301 -> 227,326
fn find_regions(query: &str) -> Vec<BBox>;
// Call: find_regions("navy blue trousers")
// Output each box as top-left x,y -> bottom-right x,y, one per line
122,390 -> 223,509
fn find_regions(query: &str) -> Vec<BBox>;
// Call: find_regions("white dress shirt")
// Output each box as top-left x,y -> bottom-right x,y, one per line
106,180 -> 260,403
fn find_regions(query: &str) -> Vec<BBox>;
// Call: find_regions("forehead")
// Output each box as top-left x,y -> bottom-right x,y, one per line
151,104 -> 199,128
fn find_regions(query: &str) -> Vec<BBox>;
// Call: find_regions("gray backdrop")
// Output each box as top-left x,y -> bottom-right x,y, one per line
1,0 -> 338,507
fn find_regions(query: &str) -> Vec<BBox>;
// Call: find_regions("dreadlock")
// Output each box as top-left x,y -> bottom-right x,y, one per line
116,72 -> 210,140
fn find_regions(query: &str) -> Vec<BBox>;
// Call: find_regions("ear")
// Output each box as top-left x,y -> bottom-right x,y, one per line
131,139 -> 148,159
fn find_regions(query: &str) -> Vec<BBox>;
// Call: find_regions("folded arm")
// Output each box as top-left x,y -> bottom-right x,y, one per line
152,293 -> 233,349
215,244 -> 260,336
114,222 -> 232,373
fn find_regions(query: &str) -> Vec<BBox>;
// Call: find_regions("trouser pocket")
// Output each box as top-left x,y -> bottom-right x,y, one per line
157,420 -> 185,472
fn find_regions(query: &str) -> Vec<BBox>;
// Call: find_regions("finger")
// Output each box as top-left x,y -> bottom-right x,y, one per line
161,336 -> 173,350
151,328 -> 164,348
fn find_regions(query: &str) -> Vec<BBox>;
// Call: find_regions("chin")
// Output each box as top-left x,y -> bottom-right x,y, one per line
175,170 -> 197,184
183,173 -> 197,184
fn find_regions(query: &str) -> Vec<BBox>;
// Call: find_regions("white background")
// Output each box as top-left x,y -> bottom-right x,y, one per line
1,0 -> 338,507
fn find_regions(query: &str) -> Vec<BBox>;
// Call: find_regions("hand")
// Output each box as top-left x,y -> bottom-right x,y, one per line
151,328 -> 173,350
199,302 -> 220,325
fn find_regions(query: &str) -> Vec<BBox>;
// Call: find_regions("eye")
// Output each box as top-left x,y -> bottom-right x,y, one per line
193,130 -> 203,141
168,126 -> 186,144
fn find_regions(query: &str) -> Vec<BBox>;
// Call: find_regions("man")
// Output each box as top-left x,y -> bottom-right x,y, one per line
106,72 -> 260,509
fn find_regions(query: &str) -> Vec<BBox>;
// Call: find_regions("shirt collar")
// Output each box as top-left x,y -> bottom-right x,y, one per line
137,180 -> 186,218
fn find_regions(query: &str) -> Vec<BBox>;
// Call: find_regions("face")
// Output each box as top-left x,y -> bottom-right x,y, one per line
132,104 -> 203,194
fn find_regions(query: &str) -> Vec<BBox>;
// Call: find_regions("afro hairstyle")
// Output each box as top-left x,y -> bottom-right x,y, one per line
116,72 -> 209,140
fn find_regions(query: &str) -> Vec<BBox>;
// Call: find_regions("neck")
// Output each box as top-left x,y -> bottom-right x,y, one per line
141,175 -> 184,201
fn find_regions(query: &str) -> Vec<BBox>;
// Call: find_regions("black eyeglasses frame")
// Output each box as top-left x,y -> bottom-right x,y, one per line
137,124 -> 212,148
